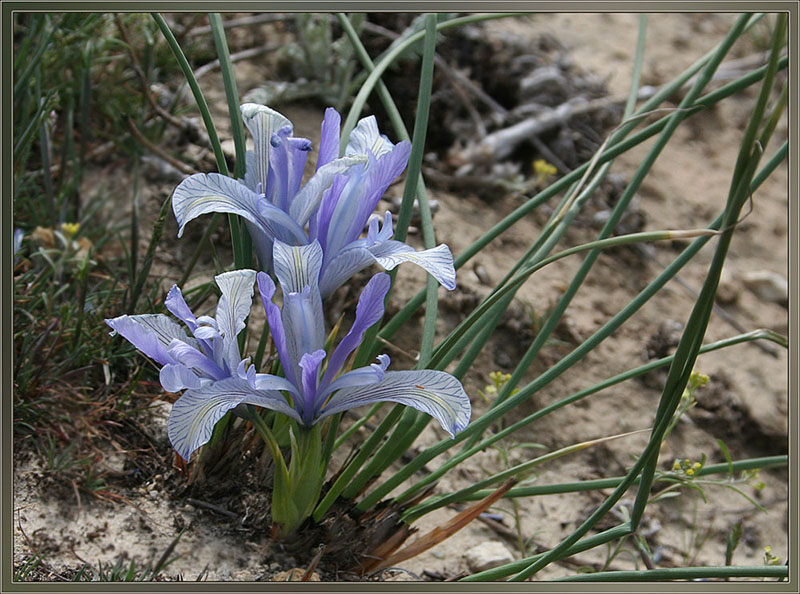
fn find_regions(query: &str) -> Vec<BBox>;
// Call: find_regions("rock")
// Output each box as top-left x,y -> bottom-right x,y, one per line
741,270 -> 788,305
715,267 -> 739,305
464,541 -> 515,573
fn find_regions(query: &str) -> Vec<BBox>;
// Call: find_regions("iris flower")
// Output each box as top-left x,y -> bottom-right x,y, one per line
172,104 -> 366,272
254,239 -> 470,434
105,269 -> 301,461
171,103 -> 456,296
105,244 -> 470,462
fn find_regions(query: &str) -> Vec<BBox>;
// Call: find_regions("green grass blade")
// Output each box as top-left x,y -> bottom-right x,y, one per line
361,35 -> 783,512
152,13 -> 229,177
209,13 -> 250,270
628,13 -> 787,533
328,15 -> 441,500
553,566 -> 787,582
398,330 -> 785,514
375,52 -> 787,356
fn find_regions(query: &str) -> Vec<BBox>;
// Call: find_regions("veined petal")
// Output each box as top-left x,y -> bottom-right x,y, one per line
320,273 -> 391,388
289,154 -> 368,226
105,314 -> 195,366
344,142 -> 411,245
316,107 -> 341,171
172,172 -> 307,245
256,272 -> 296,386
167,376 -> 301,461
282,287 -> 325,376
299,349 -> 326,423
245,219 -> 274,273
214,269 -> 257,370
311,173 -> 348,247
164,285 -> 198,332
317,246 -> 375,298
243,150 -> 260,193
316,354 -> 389,407
273,240 -> 323,295
316,370 -> 471,437
371,241 -> 457,291
285,136 -> 312,206
367,211 -> 395,244
193,325 -> 221,340
250,372 -> 301,396
345,115 -> 395,158
266,127 -> 291,211
160,363 -> 204,393
167,338 -> 226,380
240,103 -> 292,195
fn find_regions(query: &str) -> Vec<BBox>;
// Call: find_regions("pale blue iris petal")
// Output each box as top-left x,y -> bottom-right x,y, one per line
243,150 -> 259,193
167,376 -> 301,461
320,273 -> 391,388
317,246 -> 375,298
245,219 -> 275,272
193,326 -> 220,341
272,240 -> 324,295
298,349 -> 326,423
344,142 -> 411,246
370,241 -> 457,291
214,269 -> 257,371
105,314 -> 194,366
321,165 -> 368,259
345,115 -> 395,158
311,174 -> 348,247
285,136 -> 312,204
282,287 -> 325,376
251,372 -> 301,396
289,155 -> 368,227
166,338 -> 226,380
266,129 -> 290,210
164,285 -> 198,333
367,211 -> 395,244
235,358 -> 298,395
316,354 -> 389,408
171,172 -> 307,245
256,272 -> 296,386
316,370 -> 472,437
160,363 -> 205,392
237,358 -> 256,384
316,107 -> 341,171
240,103 -> 291,194
14,228 -> 24,255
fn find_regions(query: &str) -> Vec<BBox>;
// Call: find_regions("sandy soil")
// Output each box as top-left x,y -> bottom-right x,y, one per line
13,12 -> 788,582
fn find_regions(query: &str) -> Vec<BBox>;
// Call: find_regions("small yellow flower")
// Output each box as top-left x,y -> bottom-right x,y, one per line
684,458 -> 691,466
686,468 -> 695,476
689,371 -> 710,388
61,222 -> 80,239
532,159 -> 557,185
692,462 -> 702,470
673,461 -> 681,471
533,159 -> 557,176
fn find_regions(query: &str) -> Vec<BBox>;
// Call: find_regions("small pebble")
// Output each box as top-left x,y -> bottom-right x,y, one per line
473,263 -> 491,286
464,541 -> 515,572
741,270 -> 788,305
